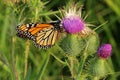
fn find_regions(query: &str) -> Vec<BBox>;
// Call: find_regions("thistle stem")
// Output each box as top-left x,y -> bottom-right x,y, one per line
69,56 -> 75,80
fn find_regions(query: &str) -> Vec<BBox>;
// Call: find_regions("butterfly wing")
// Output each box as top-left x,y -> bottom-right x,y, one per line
16,23 -> 35,39
33,26 -> 58,49
16,21 -> 61,49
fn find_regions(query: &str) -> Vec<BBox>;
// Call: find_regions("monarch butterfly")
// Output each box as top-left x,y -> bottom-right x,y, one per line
16,20 -> 62,49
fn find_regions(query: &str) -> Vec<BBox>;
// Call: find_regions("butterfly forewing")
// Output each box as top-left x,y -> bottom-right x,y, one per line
16,25 -> 28,38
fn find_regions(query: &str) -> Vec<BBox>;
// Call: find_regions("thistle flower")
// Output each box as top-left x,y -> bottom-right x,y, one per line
97,44 -> 112,59
61,5 -> 85,34
60,4 -> 99,56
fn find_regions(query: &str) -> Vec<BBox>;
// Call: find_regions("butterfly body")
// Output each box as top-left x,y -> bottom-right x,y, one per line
16,20 -> 61,49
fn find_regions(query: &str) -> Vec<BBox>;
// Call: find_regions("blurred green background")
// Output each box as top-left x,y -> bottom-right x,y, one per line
0,0 -> 120,80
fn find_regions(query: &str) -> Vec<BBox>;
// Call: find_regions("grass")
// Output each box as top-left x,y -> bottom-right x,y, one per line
0,0 -> 120,80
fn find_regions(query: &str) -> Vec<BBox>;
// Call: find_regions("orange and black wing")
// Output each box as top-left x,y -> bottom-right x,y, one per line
16,23 -> 36,39
33,25 -> 59,49
16,20 -> 61,49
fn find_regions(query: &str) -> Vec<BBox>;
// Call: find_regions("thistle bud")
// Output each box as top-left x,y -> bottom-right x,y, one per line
90,59 -> 107,78
97,44 -> 112,59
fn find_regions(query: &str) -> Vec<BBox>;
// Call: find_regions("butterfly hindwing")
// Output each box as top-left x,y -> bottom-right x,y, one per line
34,27 -> 58,49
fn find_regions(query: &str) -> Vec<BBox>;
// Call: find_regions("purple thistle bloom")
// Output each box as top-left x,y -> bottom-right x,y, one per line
62,16 -> 84,34
97,44 -> 112,59
61,5 -> 85,34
